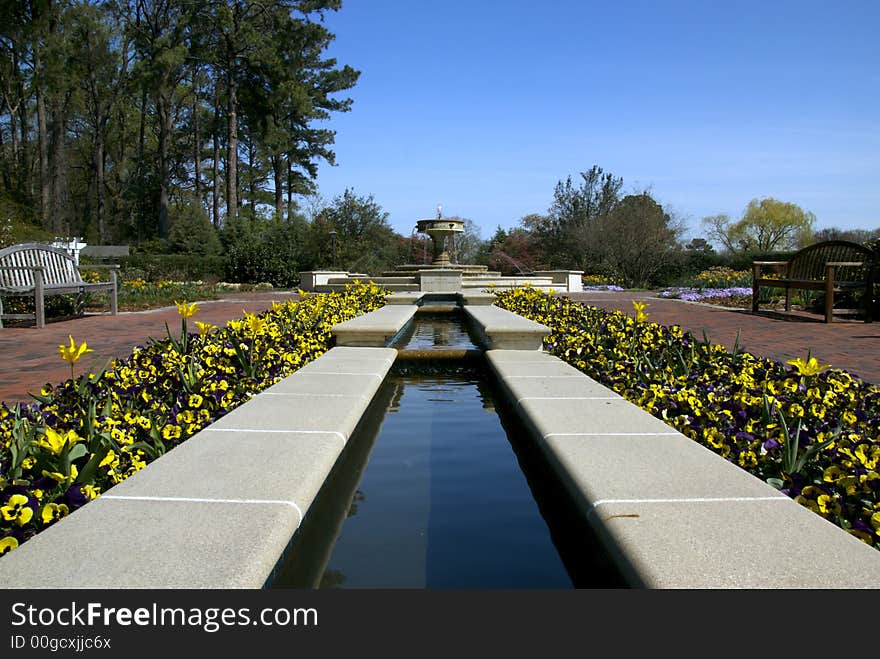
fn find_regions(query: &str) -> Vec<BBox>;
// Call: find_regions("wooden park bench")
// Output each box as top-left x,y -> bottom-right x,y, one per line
0,242 -> 118,328
752,240 -> 876,323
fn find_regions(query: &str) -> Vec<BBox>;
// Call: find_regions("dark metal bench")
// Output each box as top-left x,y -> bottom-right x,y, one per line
0,242 -> 118,328
752,240 -> 875,323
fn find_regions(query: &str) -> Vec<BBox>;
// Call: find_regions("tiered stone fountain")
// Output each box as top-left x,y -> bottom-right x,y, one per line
300,207 -> 582,293
416,209 -> 463,266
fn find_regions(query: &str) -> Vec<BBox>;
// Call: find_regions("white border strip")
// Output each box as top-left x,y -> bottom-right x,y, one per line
517,396 -> 619,405
502,374 -> 582,379
546,432 -> 681,437
102,495 -> 304,526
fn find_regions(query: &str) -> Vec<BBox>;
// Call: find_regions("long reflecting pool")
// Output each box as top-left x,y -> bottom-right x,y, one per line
270,310 -> 626,589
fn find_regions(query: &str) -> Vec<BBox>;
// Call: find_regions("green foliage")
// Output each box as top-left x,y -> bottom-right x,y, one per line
119,254 -> 226,282
312,188 -> 398,273
595,193 -> 682,288
527,165 -> 623,271
0,197 -> 54,248
167,201 -> 222,256
0,1 -> 358,244
221,212 -> 306,287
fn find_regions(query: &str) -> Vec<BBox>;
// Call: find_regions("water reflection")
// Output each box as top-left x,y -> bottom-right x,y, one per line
390,311 -> 479,350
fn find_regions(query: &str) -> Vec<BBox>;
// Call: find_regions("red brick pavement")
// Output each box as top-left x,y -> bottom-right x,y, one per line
2,289 -> 878,405
565,291 -> 880,385
0,291 -> 300,405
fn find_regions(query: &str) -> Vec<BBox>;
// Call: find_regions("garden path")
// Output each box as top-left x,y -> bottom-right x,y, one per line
0,291 -> 300,405
566,290 -> 880,385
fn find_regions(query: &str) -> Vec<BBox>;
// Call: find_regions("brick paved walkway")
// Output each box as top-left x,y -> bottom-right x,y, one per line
0,291 -> 300,405
565,291 -> 880,385
2,289 -> 878,405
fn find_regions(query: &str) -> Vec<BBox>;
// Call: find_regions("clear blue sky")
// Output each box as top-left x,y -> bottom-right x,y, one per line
312,0 -> 879,242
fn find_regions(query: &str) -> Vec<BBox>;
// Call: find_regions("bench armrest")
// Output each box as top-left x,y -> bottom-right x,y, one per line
825,261 -> 863,267
78,264 -> 120,270
752,261 -> 789,265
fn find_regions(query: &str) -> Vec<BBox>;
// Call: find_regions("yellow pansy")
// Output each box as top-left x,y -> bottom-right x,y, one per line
0,536 -> 19,554
1,494 -> 33,526
34,427 -> 81,456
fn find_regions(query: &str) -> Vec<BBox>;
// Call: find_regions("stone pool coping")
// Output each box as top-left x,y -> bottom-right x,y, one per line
485,349 -> 880,588
2,297 -> 879,588
0,347 -> 397,588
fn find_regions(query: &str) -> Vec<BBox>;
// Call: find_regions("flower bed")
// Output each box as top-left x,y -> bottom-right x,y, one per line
658,286 -> 752,302
582,274 -> 624,292
494,286 -> 880,549
0,283 -> 387,555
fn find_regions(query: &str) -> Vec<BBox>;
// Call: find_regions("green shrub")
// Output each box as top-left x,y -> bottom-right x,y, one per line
221,213 -> 306,287
117,254 -> 227,282
167,201 -> 222,256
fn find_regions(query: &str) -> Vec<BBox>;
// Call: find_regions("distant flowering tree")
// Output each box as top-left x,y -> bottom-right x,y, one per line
703,197 -> 815,255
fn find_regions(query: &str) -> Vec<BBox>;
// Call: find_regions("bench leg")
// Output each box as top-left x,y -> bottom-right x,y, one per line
785,287 -> 792,312
752,283 -> 759,312
110,269 -> 118,315
824,270 -> 834,323
35,269 -> 45,328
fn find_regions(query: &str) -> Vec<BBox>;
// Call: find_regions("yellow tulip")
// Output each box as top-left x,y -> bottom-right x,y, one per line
244,312 -> 266,336
787,356 -> 830,377
631,300 -> 649,323
34,427 -> 81,456
175,301 -> 199,319
58,335 -> 93,366
58,335 -> 93,379
195,321 -> 215,337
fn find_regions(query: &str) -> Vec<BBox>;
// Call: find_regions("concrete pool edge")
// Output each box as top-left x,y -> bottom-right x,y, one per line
0,347 -> 398,588
484,349 -> 880,588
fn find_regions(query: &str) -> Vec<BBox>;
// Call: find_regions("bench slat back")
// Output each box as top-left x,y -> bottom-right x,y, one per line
0,243 -> 83,288
788,240 -> 874,282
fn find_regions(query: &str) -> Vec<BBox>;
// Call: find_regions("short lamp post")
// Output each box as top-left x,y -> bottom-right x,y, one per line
328,229 -> 338,268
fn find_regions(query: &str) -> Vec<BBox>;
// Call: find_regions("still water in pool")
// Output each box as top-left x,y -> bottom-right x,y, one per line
310,371 -> 573,588
390,311 -> 480,350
